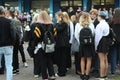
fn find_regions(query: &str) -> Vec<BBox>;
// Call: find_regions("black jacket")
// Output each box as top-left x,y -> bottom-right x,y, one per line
109,22 -> 120,43
0,17 -> 16,47
55,22 -> 69,47
30,23 -> 54,43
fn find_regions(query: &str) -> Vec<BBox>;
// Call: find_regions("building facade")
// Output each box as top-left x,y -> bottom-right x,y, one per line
0,0 -> 120,20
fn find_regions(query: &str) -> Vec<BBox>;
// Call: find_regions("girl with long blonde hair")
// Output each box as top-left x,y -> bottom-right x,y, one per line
75,12 -> 95,80
62,12 -> 74,69
31,11 -> 56,80
54,11 -> 69,77
37,11 -> 53,24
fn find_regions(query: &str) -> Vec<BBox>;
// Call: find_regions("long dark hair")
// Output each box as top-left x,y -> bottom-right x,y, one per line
112,8 -> 120,24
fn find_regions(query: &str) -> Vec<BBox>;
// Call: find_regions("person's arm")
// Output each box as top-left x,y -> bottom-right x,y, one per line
95,25 -> 103,51
10,20 -> 16,45
75,23 -> 81,44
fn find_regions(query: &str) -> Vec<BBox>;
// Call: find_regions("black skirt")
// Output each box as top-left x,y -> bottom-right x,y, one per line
79,44 -> 94,57
97,37 -> 110,53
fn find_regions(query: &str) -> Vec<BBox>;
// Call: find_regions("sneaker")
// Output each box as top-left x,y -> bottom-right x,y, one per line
23,62 -> 28,67
13,72 -> 17,75
55,73 -> 65,77
34,75 -> 39,78
43,79 -> 48,80
103,76 -> 108,79
0,70 -> 4,75
0,71 -> 4,75
49,76 -> 56,80
13,69 -> 19,75
55,73 -> 59,77
98,78 -> 105,80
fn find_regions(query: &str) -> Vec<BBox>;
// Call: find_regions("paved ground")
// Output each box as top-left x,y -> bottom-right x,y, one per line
0,42 -> 120,80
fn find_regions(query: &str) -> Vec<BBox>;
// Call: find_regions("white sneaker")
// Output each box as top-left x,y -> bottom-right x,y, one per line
99,78 -> 105,80
55,73 -> 59,77
49,76 -> 56,79
34,75 -> 39,78
23,62 -> 28,67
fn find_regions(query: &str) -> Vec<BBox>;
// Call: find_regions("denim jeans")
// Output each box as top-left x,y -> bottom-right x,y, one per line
0,46 -> 13,80
110,44 -> 120,73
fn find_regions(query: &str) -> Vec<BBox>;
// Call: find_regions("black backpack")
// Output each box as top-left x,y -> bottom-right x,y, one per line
79,27 -> 93,45
106,28 -> 116,46
42,26 -> 55,53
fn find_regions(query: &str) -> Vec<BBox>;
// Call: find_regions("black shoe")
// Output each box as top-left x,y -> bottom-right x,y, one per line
0,71 -> 4,75
111,71 -> 115,74
49,76 -> 56,80
0,69 -> 4,75
75,71 -> 81,75
55,73 -> 66,77
13,69 -> 19,75
85,75 -> 90,80
80,74 -> 85,80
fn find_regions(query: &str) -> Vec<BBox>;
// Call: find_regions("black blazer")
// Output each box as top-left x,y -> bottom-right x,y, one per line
30,23 -> 54,43
55,22 -> 69,47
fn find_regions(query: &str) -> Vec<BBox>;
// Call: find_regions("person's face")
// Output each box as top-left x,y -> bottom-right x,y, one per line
103,8 -> 106,11
97,16 -> 101,21
90,12 -> 97,20
5,12 -> 10,18
55,14 -> 61,22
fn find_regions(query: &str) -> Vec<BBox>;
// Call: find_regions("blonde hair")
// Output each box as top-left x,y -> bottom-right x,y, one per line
55,11 -> 64,23
89,9 -> 98,16
79,12 -> 91,26
62,12 -> 70,25
37,11 -> 53,24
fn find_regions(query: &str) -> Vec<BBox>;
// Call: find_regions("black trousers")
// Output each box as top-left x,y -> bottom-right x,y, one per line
74,52 -> 81,73
0,55 -> 5,74
92,53 -> 100,71
39,49 -> 55,79
33,52 -> 41,75
66,46 -> 72,69
13,44 -> 26,70
19,44 -> 26,63
56,47 -> 67,76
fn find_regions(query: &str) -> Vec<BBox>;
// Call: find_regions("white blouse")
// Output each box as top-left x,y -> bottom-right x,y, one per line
74,23 -> 95,45
69,21 -> 74,44
95,20 -> 110,51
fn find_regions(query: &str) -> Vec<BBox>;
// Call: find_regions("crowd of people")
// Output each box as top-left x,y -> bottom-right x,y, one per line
0,5 -> 120,80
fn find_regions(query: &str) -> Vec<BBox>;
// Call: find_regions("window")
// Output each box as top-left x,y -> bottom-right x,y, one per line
5,2 -> 18,6
92,0 -> 114,5
74,0 -> 82,6
61,1 -> 68,6
92,0 -> 100,5
106,0 -> 114,5
32,0 -> 49,10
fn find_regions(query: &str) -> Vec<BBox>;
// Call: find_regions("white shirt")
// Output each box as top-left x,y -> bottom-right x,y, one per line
69,21 -> 74,44
75,23 -> 95,45
95,20 -> 109,50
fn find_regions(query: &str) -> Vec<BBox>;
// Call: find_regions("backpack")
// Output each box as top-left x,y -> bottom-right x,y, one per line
42,26 -> 55,53
106,28 -> 116,46
79,27 -> 93,45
